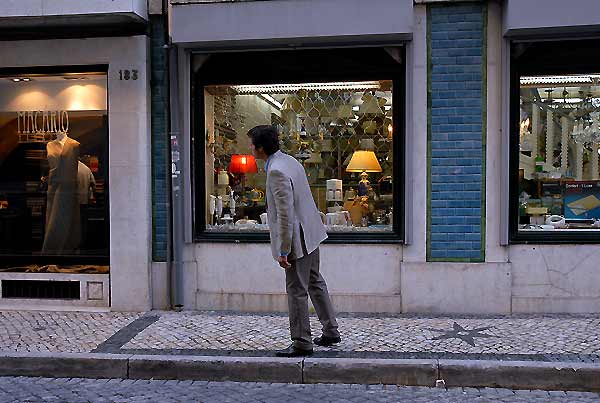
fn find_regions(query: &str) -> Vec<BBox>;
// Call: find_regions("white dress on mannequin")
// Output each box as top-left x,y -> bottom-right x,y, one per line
42,133 -> 81,254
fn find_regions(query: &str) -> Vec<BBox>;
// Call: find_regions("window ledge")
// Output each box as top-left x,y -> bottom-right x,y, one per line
510,232 -> 600,244
194,232 -> 404,244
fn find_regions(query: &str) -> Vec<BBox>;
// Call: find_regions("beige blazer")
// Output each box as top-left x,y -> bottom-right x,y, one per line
266,150 -> 327,261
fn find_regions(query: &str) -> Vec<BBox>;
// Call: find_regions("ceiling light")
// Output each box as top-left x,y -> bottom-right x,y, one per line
554,98 -> 583,104
520,75 -> 600,86
231,81 -> 382,94
260,93 -> 283,110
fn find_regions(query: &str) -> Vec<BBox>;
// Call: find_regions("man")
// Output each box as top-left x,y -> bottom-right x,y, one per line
249,125 -> 341,357
77,160 -> 96,248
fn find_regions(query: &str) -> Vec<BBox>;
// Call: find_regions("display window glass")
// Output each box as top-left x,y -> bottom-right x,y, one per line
0,70 -> 109,271
195,47 -> 403,241
203,81 -> 395,235
518,74 -> 600,233
511,39 -> 600,242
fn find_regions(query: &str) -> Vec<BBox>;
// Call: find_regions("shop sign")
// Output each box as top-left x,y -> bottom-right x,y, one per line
563,180 -> 600,219
16,110 -> 69,143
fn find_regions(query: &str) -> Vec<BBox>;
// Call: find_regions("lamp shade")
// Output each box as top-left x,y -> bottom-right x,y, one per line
346,150 -> 382,173
229,154 -> 257,174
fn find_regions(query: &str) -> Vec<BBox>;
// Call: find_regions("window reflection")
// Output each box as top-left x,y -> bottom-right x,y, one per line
518,74 -> 600,232
0,72 -> 109,272
204,80 -> 395,234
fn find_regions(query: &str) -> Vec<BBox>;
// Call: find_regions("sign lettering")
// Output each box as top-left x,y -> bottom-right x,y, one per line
16,110 -> 69,143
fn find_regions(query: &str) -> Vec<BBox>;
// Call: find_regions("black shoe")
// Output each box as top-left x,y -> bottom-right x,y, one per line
313,335 -> 341,347
275,344 -> 313,357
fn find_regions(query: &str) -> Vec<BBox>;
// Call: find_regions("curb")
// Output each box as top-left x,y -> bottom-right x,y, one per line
129,355 -> 303,383
0,352 -> 599,391
0,352 -> 128,379
303,358 -> 437,386
439,359 -> 600,392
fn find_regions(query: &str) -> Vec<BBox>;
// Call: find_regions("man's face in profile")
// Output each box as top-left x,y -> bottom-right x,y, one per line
250,142 -> 266,160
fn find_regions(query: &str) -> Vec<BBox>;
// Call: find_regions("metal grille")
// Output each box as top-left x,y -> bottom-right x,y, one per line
2,280 -> 80,300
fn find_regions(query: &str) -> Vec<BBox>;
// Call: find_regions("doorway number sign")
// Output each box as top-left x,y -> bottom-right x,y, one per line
118,69 -> 139,81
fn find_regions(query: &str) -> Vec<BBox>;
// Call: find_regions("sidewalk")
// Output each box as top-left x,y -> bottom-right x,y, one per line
0,310 -> 599,391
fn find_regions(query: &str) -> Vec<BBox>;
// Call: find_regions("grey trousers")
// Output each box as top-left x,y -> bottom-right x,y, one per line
285,246 -> 340,350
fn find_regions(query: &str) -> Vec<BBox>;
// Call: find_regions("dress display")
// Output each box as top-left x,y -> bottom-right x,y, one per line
42,136 -> 81,254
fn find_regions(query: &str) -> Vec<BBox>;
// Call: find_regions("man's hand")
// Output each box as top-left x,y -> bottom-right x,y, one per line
278,255 -> 292,269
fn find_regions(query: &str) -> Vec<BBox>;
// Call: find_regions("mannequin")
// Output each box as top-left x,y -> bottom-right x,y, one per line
42,131 -> 81,254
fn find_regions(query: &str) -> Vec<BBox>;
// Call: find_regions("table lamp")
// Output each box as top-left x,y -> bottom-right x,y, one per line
229,154 -> 257,202
346,150 -> 382,196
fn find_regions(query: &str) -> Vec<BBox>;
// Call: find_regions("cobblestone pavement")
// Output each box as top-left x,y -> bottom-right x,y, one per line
1,310 -> 600,362
0,377 -> 598,403
0,311 -> 140,353
122,312 -> 600,360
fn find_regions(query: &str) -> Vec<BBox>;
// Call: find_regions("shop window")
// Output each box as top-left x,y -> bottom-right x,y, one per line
0,68 -> 109,270
511,40 -> 600,242
193,48 -> 404,242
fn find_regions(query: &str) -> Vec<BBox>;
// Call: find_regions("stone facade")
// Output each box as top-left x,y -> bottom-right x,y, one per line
2,1 -> 599,315
162,0 -> 600,315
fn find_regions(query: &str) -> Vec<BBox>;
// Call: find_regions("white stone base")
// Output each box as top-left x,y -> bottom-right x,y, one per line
512,297 -> 600,313
401,262 -> 512,314
151,262 -> 170,310
0,272 -> 109,310
195,291 -> 401,314
185,241 -> 600,314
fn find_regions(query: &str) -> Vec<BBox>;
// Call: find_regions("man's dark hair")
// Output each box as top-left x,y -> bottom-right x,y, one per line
248,125 -> 280,155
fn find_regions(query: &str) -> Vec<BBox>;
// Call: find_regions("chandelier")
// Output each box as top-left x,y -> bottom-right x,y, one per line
571,112 -> 600,146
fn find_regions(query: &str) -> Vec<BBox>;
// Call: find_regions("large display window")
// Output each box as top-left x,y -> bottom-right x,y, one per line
0,67 -> 109,270
193,47 -> 404,242
510,40 -> 600,242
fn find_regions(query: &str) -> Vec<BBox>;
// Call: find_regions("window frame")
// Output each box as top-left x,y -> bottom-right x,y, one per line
191,46 -> 406,244
0,64 -> 110,266
509,39 -> 600,244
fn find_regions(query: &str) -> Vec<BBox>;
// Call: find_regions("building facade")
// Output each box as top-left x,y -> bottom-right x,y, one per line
164,0 -> 600,314
1,0 -> 599,314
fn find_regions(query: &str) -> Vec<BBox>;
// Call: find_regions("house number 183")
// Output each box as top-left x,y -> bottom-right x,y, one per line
119,69 -> 138,81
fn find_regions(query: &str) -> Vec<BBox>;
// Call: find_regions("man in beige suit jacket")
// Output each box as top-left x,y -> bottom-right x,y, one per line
249,125 -> 340,357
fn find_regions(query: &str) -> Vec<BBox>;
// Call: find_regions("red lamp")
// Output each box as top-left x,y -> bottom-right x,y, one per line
229,154 -> 257,203
228,154 -> 257,174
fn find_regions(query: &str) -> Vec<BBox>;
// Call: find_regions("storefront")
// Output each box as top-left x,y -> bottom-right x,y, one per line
499,0 -> 600,312
170,0 -> 414,312
0,4 -> 152,311
166,0 -> 600,315
0,67 -> 110,306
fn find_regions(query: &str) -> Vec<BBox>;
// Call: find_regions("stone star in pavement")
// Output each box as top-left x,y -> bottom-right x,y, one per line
426,322 -> 496,347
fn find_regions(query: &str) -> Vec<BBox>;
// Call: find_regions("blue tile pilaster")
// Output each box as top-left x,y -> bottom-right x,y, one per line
427,2 -> 486,262
150,15 -> 169,262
